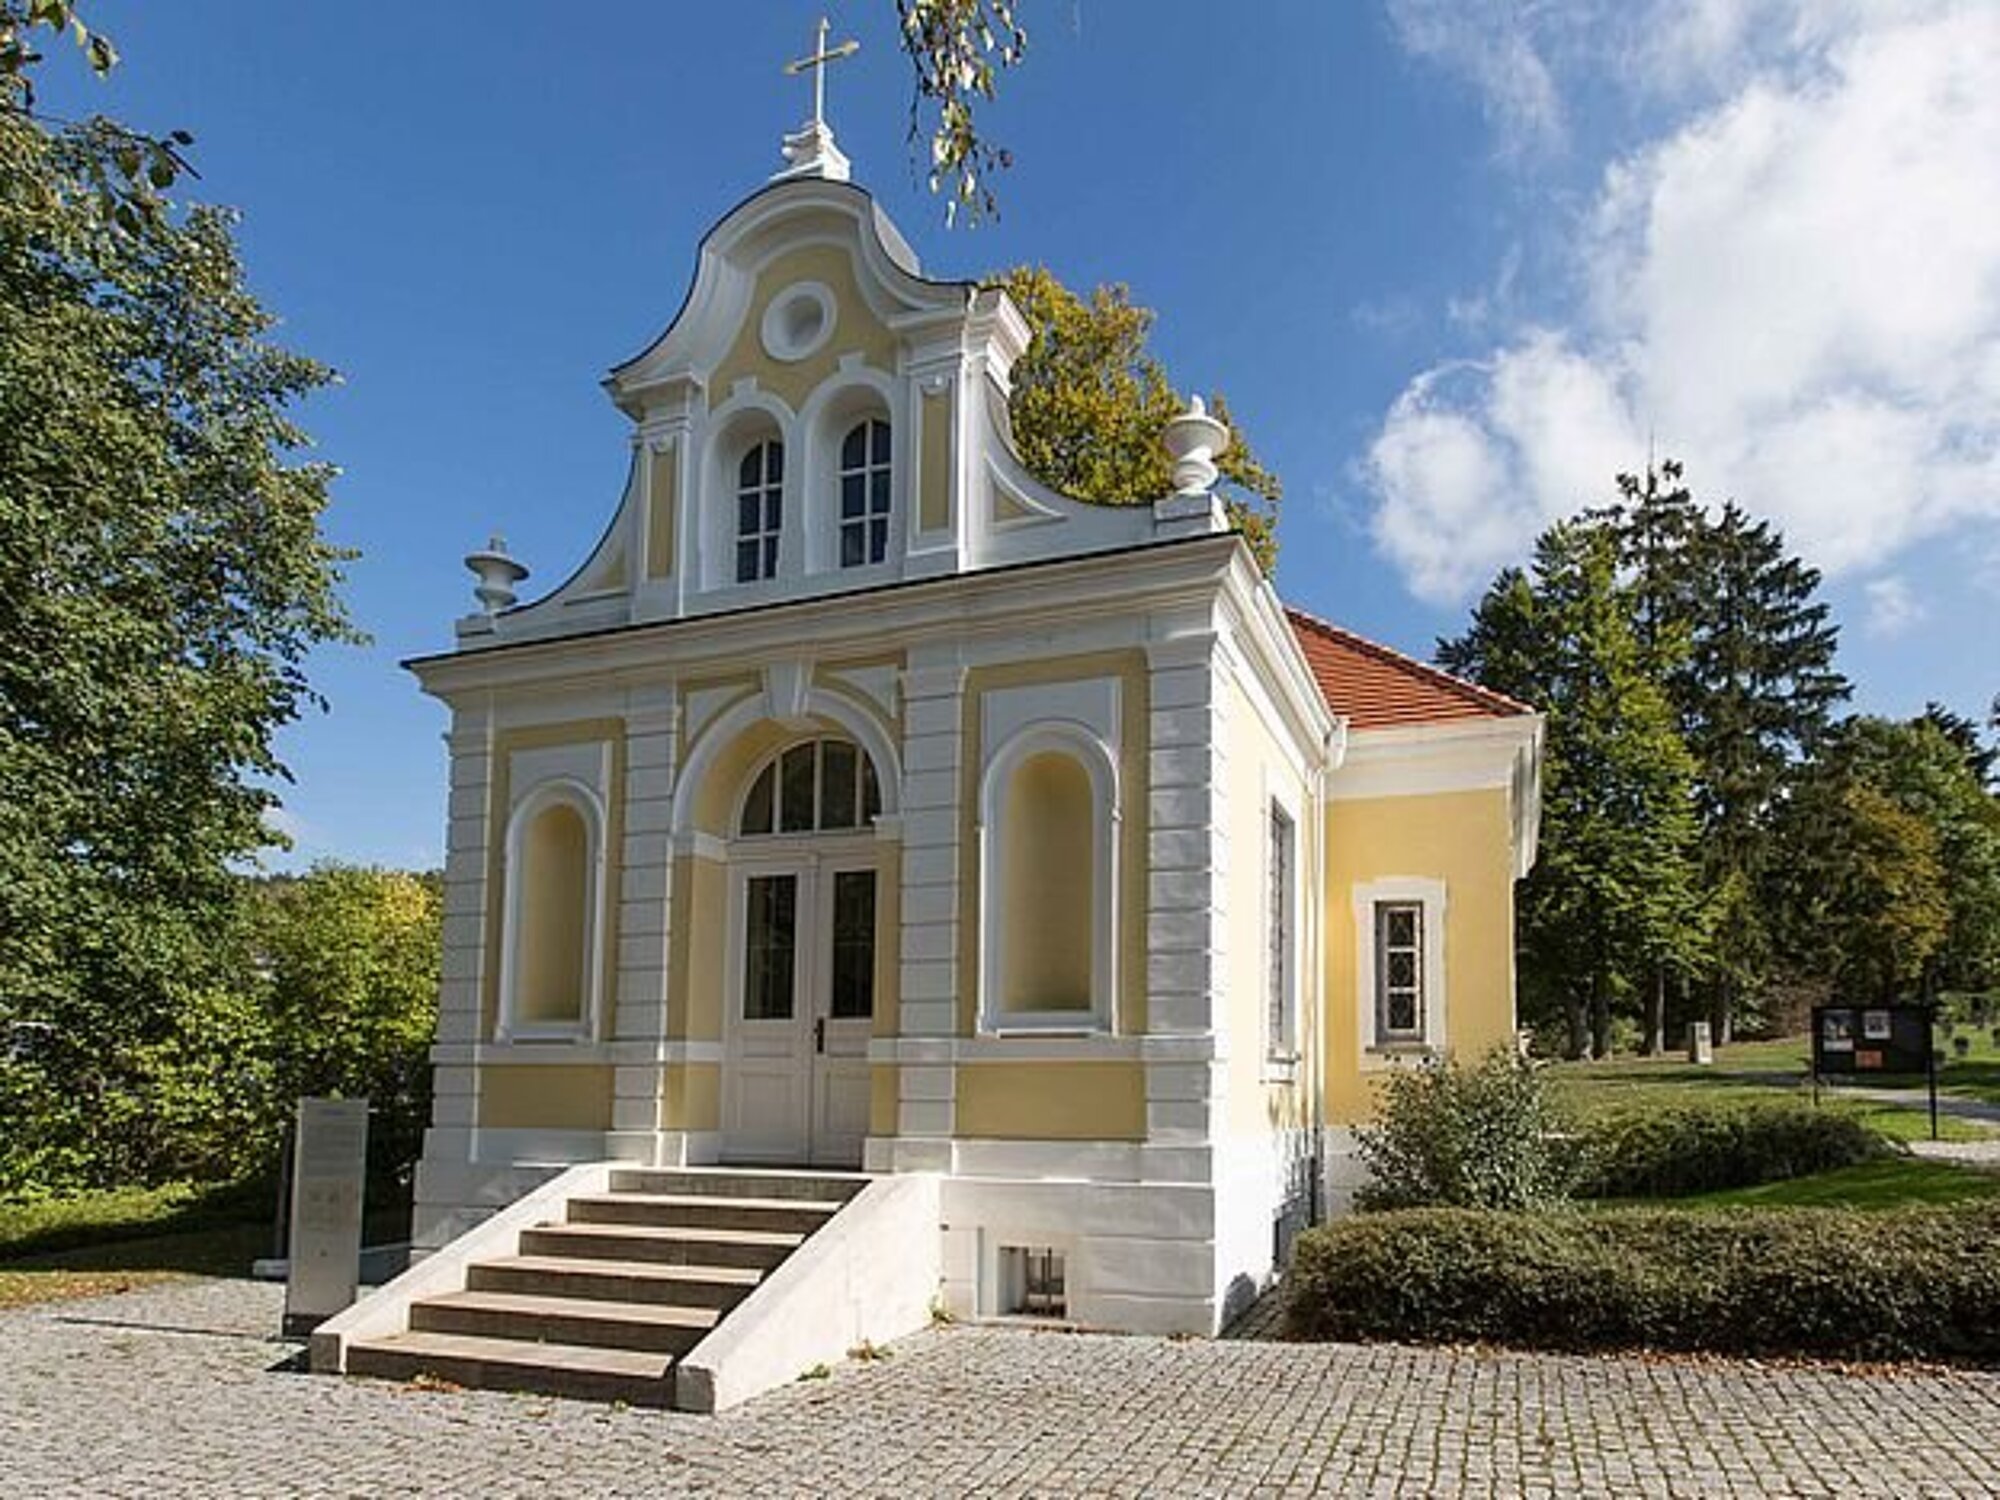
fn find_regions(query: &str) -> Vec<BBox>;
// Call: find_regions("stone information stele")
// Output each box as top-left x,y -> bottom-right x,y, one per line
1686,1020 -> 1713,1065
282,1096 -> 369,1336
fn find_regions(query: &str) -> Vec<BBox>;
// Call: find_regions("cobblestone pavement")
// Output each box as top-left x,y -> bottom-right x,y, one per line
5,1280 -> 1999,1498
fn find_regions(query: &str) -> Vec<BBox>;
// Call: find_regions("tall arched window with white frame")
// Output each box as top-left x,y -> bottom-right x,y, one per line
736,438 -> 784,582
837,418 -> 891,567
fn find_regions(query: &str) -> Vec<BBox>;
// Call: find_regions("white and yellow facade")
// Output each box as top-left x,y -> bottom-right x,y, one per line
406,153 -> 1542,1335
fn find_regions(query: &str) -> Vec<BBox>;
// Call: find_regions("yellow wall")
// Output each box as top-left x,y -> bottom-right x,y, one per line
667,853 -> 729,1042
516,803 -> 589,1024
870,1064 -> 899,1135
645,441 -> 676,579
661,1063 -> 720,1131
1222,678 -> 1313,1138
479,1065 -> 613,1131
953,1062 -> 1145,1141
918,388 -> 952,532
708,244 -> 899,413
1322,786 -> 1517,1123
996,751 -> 1095,1012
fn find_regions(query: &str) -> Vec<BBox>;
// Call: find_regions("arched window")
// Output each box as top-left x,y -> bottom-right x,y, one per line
979,726 -> 1118,1032
502,787 -> 603,1039
736,439 -> 784,583
739,736 -> 883,837
837,418 -> 891,568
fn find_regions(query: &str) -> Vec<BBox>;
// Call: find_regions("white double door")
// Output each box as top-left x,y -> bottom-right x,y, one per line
721,850 -> 879,1166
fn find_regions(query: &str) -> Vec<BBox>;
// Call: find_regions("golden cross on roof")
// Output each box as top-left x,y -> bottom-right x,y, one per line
783,16 -> 860,132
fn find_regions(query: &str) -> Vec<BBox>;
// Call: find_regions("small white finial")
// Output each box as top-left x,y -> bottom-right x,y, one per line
1162,396 -> 1231,495
464,534 -> 528,615
775,17 -> 859,183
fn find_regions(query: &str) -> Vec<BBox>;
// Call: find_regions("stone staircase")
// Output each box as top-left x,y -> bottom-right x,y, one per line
345,1168 -> 869,1407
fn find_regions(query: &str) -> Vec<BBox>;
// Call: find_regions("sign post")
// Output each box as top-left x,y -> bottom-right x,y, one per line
282,1096 -> 369,1336
1809,1003 -> 1938,1141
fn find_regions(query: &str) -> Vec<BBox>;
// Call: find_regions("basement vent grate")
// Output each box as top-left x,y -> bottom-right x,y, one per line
1001,1245 -> 1067,1318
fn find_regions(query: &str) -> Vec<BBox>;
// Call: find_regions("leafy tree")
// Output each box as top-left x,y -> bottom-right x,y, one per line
0,114 -> 355,1189
248,867 -> 443,1188
991,265 -> 1283,571
1801,717 -> 2000,997
1441,521 -> 1706,1057
1771,771 -> 1950,1004
897,0 -> 1026,223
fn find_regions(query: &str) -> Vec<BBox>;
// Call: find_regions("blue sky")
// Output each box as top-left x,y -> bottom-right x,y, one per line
39,3 -> 2000,870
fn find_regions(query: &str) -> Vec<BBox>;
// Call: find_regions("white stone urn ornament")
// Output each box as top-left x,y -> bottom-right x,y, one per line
1162,396 -> 1231,494
464,535 -> 529,615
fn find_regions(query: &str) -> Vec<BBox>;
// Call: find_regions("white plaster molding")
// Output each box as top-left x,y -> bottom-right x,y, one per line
758,279 -> 836,363
672,683 -> 904,838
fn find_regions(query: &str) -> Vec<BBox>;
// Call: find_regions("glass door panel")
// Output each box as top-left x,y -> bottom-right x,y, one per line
828,869 -> 876,1020
743,874 -> 797,1020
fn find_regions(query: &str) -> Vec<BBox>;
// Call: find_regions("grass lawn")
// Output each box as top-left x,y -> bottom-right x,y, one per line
1670,1157 -> 2000,1210
0,1178 -> 408,1311
1547,1037 -> 2000,1144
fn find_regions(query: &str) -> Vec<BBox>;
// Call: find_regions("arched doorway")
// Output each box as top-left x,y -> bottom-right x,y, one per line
720,734 -> 885,1165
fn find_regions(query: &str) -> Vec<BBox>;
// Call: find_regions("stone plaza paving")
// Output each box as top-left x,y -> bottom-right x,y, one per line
4,1279 -> 1998,1497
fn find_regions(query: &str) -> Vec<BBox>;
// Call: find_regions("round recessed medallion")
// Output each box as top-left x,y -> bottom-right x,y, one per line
759,281 -> 835,362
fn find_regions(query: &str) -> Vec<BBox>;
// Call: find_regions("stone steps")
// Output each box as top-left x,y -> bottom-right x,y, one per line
346,1328 -> 676,1406
518,1220 -> 805,1271
409,1288 -> 718,1355
567,1192 -> 842,1236
467,1254 -> 763,1310
609,1167 -> 869,1202
343,1167 -> 868,1408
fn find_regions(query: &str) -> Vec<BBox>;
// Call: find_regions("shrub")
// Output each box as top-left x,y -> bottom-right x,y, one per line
1576,1100 -> 1890,1200
1284,1202 -> 2000,1362
1354,1049 -> 1578,1212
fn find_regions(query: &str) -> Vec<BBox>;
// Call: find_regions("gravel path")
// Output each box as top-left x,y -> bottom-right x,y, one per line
5,1278 -> 1999,1496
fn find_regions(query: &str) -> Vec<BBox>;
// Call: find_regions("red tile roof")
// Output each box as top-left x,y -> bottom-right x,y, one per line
1283,606 -> 1534,731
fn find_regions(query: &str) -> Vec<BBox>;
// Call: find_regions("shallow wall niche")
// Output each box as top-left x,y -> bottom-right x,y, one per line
499,775 -> 606,1041
515,801 -> 589,1026
998,751 -> 1095,1013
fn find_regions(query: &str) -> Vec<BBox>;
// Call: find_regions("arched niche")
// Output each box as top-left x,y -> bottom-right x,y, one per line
499,780 -> 607,1040
978,722 -> 1119,1032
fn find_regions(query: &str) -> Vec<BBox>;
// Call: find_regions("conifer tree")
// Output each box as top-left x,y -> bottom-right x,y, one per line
1442,522 -> 1705,1057
1598,465 -> 1848,1042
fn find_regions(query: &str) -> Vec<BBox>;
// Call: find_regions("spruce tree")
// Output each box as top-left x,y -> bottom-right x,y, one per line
1598,466 -> 1848,1043
1442,522 -> 1705,1058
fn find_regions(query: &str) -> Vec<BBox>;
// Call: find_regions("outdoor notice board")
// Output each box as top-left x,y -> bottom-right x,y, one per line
1810,1002 -> 1938,1138
282,1096 -> 368,1336
1812,1003 -> 1931,1076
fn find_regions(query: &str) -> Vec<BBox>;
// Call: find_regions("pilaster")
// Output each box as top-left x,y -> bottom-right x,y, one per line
892,650 -> 967,1161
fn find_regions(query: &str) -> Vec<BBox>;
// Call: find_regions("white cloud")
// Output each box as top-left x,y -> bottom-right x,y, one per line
1367,1 -> 2000,601
1862,575 -> 1924,636
1365,334 -> 1643,601
1384,0 -> 1570,156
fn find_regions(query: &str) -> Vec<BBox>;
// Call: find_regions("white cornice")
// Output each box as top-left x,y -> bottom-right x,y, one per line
408,535 -> 1240,700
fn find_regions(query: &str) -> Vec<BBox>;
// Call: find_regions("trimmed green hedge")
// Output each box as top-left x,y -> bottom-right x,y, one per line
1285,1202 -> 2000,1362
1577,1101 -> 1890,1200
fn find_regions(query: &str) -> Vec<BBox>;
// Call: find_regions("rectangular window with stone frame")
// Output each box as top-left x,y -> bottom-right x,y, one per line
1374,900 -> 1426,1044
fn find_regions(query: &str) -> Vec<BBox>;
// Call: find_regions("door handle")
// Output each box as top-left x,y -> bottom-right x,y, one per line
814,1017 -> 826,1054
